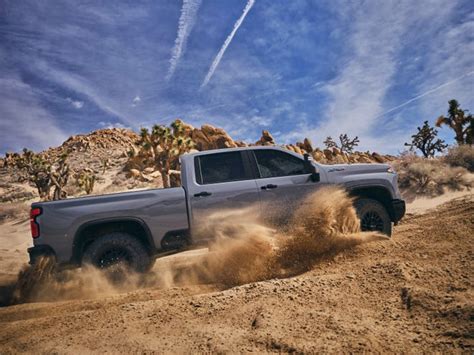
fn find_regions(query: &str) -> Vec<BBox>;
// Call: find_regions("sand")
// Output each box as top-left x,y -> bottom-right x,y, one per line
0,190 -> 472,353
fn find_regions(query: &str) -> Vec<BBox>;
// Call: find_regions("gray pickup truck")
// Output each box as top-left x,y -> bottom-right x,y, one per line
28,146 -> 405,272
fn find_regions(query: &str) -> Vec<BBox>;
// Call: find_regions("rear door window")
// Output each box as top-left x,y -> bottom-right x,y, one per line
253,150 -> 307,178
195,151 -> 250,184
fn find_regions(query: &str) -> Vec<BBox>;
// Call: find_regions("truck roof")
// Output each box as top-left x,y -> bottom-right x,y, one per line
182,145 -> 295,158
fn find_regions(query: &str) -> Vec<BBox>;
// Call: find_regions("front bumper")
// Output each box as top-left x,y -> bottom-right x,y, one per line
390,199 -> 406,224
27,245 -> 56,265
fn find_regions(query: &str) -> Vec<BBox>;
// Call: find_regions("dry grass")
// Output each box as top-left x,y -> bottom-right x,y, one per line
444,145 -> 474,172
393,153 -> 473,197
0,202 -> 29,224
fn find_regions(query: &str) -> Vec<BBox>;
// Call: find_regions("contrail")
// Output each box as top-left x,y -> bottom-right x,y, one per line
200,0 -> 255,88
375,70 -> 474,118
166,0 -> 202,82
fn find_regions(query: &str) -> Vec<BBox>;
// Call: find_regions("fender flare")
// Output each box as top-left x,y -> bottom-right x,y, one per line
71,216 -> 155,264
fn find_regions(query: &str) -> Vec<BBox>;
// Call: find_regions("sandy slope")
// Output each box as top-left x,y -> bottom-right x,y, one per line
0,193 -> 472,353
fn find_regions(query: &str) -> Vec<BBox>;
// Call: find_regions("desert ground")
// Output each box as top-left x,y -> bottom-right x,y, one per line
0,189 -> 472,353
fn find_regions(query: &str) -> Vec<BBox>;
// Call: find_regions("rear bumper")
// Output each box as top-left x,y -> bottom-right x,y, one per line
27,245 -> 56,265
390,199 -> 406,223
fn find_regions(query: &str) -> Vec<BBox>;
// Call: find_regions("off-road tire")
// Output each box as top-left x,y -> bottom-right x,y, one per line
82,232 -> 152,273
354,198 -> 392,237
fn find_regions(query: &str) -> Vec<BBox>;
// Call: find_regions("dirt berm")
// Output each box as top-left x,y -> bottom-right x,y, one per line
0,193 -> 472,353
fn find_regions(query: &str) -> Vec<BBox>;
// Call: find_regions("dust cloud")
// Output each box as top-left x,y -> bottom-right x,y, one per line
3,187 -> 388,305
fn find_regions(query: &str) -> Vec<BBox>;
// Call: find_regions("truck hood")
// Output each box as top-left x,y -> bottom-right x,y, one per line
320,163 -> 391,175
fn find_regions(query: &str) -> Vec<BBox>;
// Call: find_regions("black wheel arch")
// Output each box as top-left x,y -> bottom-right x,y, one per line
71,217 -> 156,265
348,185 -> 397,222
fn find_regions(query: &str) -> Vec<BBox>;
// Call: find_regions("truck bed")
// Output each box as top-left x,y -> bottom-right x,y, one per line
31,187 -> 189,263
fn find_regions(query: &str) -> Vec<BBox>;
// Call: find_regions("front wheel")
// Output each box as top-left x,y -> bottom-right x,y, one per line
82,232 -> 153,273
354,198 -> 392,237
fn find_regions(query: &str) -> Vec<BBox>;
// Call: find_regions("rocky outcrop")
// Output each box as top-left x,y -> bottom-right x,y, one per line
191,124 -> 237,150
61,128 -> 139,153
255,130 -> 275,146
296,138 -> 313,153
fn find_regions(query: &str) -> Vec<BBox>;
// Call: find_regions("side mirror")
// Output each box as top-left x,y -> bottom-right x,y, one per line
304,153 -> 320,182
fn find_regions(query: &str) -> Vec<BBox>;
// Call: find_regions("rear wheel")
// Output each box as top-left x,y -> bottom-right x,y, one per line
82,232 -> 152,273
354,198 -> 392,237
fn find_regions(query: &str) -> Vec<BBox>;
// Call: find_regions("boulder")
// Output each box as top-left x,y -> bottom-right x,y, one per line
311,150 -> 325,162
194,124 -> 237,150
150,171 -> 162,179
128,169 -> 141,178
255,130 -> 275,146
235,140 -> 248,147
323,149 -> 333,161
293,145 -> 303,155
372,152 -> 385,163
191,128 -> 211,151
302,138 -> 313,153
358,154 -> 373,163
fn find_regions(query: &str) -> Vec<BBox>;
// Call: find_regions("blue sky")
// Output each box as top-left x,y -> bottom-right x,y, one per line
1,0 -> 473,154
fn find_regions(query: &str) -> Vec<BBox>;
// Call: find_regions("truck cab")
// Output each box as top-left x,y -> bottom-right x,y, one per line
182,146 -> 326,241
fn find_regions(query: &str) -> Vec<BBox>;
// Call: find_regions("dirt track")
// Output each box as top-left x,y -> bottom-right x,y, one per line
0,195 -> 473,353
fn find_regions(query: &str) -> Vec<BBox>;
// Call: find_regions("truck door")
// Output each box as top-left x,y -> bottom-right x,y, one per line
187,150 -> 260,243
250,149 -> 321,226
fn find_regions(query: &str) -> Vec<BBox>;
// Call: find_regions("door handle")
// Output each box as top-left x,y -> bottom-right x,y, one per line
261,184 -> 278,190
194,191 -> 212,197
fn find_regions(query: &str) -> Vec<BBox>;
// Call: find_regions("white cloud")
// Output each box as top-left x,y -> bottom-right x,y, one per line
166,0 -> 202,81
416,13 -> 474,143
0,76 -> 66,153
32,60 -> 134,125
132,95 -> 141,107
282,0 -> 466,153
66,97 -> 84,109
201,0 -> 256,88
98,121 -> 131,129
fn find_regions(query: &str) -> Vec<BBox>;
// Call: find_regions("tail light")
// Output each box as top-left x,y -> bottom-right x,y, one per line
30,207 -> 42,239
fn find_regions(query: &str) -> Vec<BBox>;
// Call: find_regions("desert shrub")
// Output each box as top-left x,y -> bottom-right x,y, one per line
393,155 -> 472,196
0,202 -> 30,223
75,168 -> 96,194
444,145 -> 474,172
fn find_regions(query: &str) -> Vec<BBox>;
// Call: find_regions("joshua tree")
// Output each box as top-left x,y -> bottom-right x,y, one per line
3,152 -> 21,168
338,134 -> 360,153
323,136 -> 337,149
132,120 -> 195,188
436,99 -> 473,145
76,168 -> 96,195
324,134 -> 360,153
405,121 -> 447,158
466,116 -> 474,145
14,149 -> 70,200
16,149 -> 52,200
49,153 -> 70,200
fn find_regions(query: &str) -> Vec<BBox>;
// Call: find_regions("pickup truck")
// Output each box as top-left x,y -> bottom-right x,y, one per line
28,146 -> 405,272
